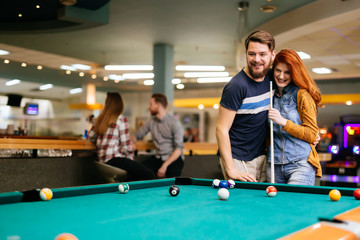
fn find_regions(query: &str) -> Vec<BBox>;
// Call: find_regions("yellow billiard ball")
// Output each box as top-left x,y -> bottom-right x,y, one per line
329,189 -> 341,201
39,188 -> 53,201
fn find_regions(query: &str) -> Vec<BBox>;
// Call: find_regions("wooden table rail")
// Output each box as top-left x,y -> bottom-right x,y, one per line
135,141 -> 218,156
0,138 -> 96,150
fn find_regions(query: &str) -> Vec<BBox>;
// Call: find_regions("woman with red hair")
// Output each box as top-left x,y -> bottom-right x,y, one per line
268,49 -> 322,185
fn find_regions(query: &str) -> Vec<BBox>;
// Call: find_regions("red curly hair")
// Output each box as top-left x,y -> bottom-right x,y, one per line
274,49 -> 322,108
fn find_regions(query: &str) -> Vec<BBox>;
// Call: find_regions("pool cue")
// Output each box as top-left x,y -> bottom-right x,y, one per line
270,81 -> 275,183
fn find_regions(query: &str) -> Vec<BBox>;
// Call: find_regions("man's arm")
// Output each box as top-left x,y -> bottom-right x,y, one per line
157,120 -> 184,178
216,106 -> 256,182
157,148 -> 182,178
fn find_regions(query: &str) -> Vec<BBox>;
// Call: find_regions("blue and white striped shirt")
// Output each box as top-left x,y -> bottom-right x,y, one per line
220,69 -> 273,161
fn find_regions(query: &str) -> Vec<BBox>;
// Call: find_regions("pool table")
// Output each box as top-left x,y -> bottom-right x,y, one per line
1,178 -> 360,240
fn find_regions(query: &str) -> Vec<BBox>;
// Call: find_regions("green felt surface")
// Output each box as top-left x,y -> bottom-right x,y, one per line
0,179 -> 359,240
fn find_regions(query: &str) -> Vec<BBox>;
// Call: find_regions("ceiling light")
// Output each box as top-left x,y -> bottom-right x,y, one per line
59,0 -> 77,6
66,70 -> 71,74
72,64 -> 91,70
198,104 -> 204,110
172,78 -> 181,84
260,5 -> 276,13
5,79 -> 21,86
213,104 -> 219,110
176,65 -> 225,71
312,67 -> 332,74
79,72 -> 85,77
108,74 -> 124,81
91,74 -> 97,79
4,59 -> 9,64
122,73 -> 154,79
69,88 -> 83,94
103,76 -> 109,81
0,50 -> 10,55
39,84 -> 53,91
104,65 -> 153,71
114,80 -> 120,83
176,84 -> 185,89
61,65 -> 77,71
144,80 -> 154,86
21,63 -> 27,67
37,65 -> 43,70
36,5 -> 40,8
296,51 -> 311,60
18,14 -> 22,18
184,72 -> 229,78
197,77 -> 232,83
346,101 -> 352,106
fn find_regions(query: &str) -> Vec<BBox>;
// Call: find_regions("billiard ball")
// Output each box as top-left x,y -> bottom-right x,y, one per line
227,180 -> 235,189
212,179 -> 220,188
329,189 -> 341,201
219,180 -> 229,189
354,189 -> 360,200
217,188 -> 230,200
39,188 -> 53,201
118,183 -> 130,194
266,186 -> 277,197
169,185 -> 180,196
55,233 -> 78,240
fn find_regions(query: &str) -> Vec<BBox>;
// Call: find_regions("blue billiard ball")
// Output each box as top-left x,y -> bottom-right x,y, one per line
219,180 -> 229,189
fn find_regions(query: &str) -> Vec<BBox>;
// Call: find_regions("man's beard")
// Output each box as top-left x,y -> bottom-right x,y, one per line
248,63 -> 270,79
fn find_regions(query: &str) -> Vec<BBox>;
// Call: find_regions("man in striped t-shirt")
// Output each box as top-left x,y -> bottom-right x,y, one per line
216,31 -> 276,182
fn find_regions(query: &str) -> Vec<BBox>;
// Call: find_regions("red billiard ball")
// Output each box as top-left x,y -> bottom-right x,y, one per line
353,188 -> 360,200
266,186 -> 277,197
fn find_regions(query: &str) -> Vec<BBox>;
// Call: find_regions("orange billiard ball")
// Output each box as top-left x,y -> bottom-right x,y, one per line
353,188 -> 360,200
329,189 -> 341,201
55,233 -> 78,240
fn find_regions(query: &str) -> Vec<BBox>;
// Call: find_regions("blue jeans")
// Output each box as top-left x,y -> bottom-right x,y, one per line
267,159 -> 315,185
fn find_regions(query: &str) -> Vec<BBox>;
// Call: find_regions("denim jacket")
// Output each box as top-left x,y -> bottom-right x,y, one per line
269,83 -> 311,164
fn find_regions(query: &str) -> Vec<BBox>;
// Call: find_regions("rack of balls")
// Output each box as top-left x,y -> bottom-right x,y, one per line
118,183 -> 130,194
169,185 -> 180,196
212,179 -> 235,189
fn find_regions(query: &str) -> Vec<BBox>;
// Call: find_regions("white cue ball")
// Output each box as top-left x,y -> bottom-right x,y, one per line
217,188 -> 230,200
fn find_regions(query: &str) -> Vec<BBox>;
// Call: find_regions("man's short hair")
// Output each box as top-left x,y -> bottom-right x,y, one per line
152,93 -> 168,108
245,30 -> 275,52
